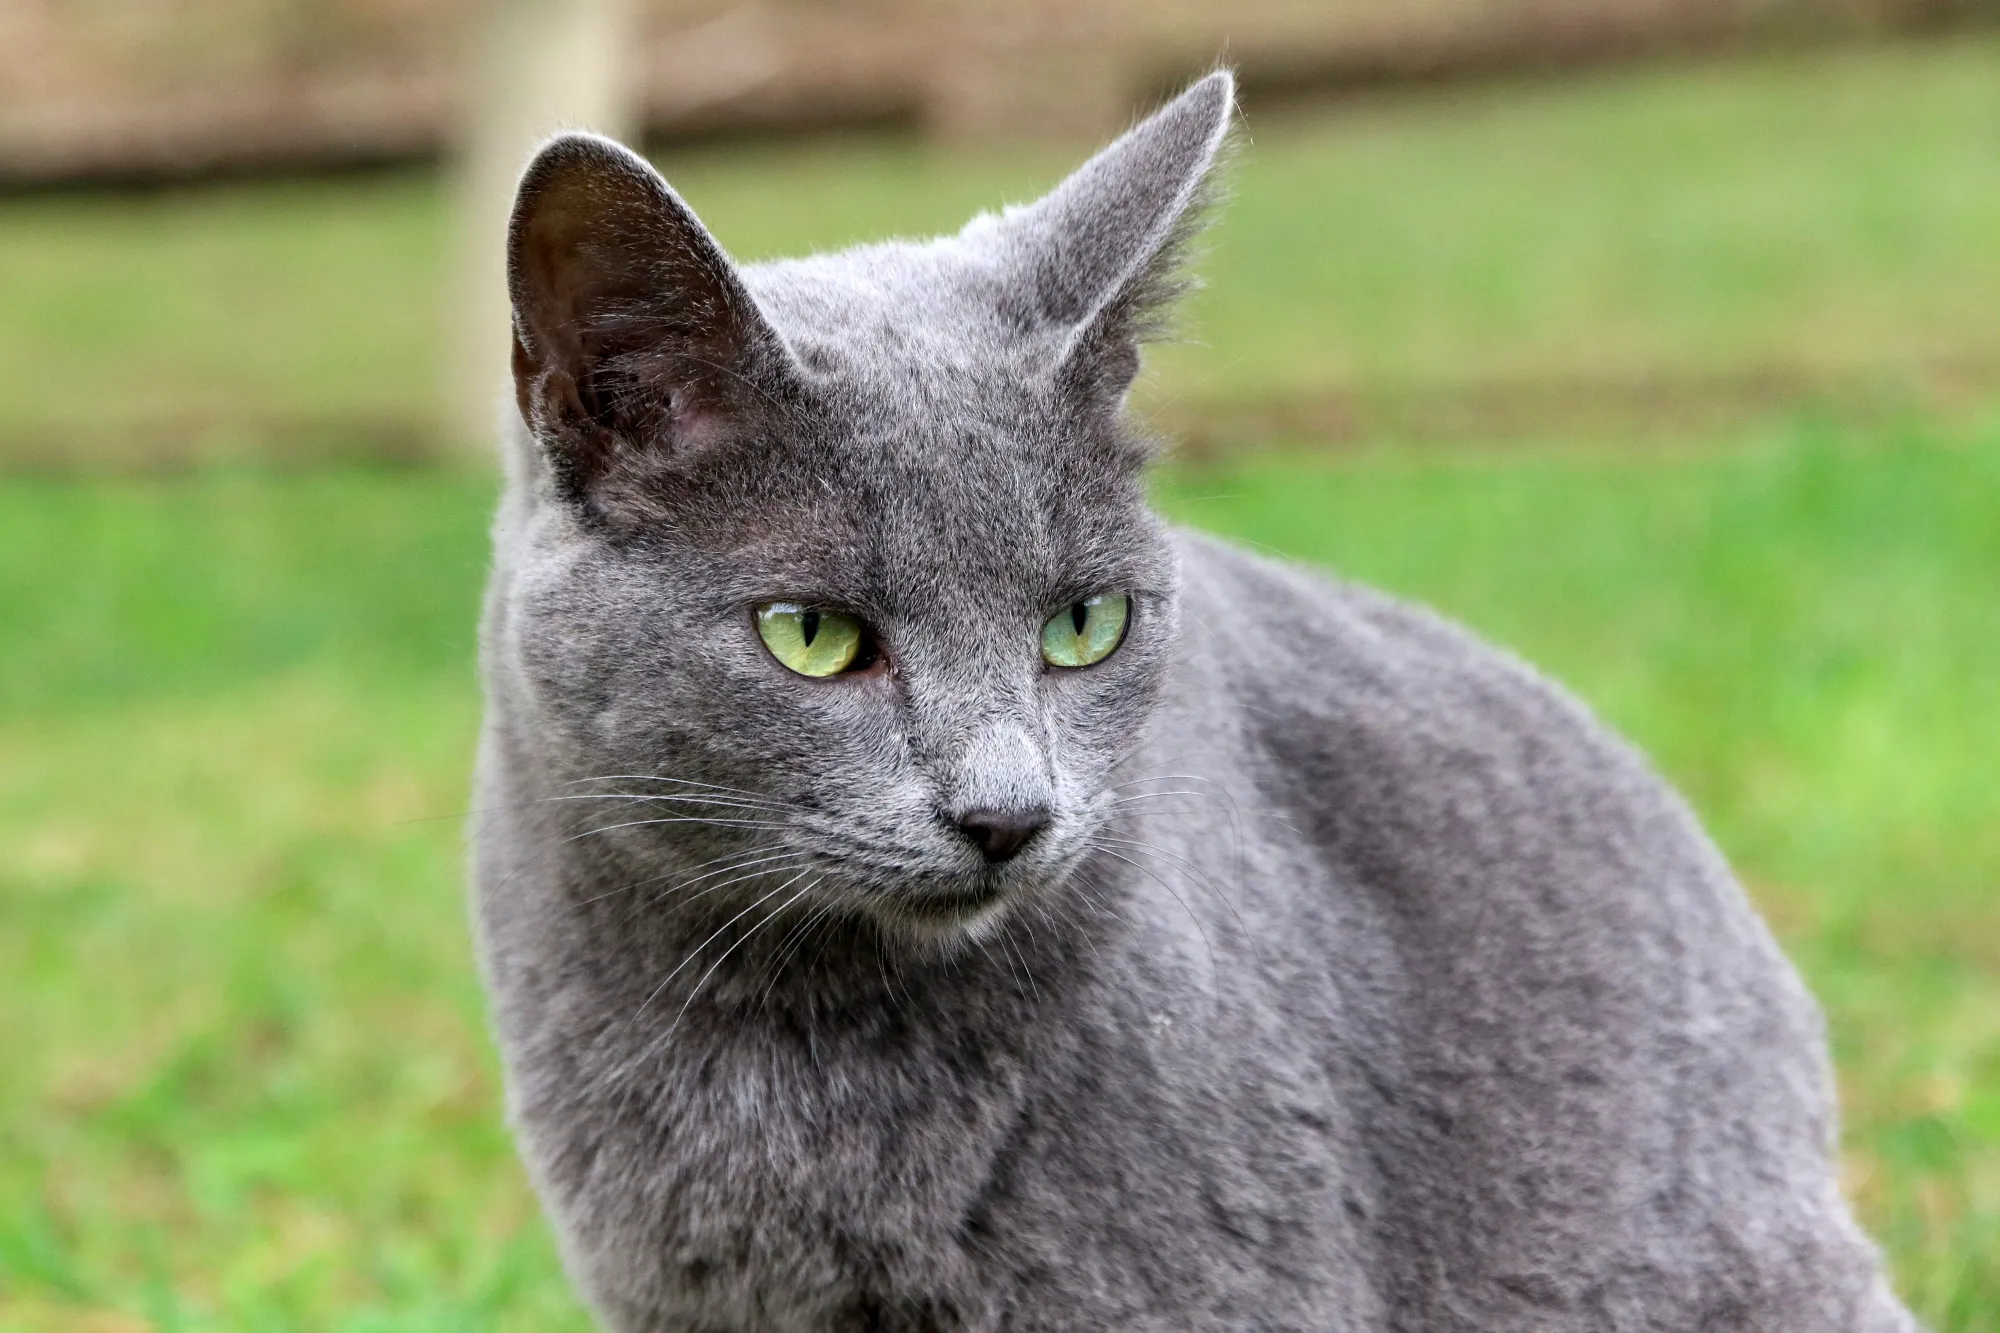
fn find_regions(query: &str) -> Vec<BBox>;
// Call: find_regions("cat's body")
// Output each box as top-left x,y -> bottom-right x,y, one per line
473,74 -> 1915,1331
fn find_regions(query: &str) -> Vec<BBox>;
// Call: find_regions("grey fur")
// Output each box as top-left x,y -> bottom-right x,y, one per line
472,72 -> 1916,1331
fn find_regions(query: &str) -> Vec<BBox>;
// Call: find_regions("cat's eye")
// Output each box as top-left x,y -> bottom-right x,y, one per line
1041,593 -> 1130,669
756,602 -> 868,677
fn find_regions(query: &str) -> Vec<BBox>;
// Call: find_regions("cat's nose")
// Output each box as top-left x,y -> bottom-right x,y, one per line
955,807 -> 1050,863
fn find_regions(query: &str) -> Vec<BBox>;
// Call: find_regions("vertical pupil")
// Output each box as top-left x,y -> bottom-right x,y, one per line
1071,602 -> 1088,635
801,609 -> 819,645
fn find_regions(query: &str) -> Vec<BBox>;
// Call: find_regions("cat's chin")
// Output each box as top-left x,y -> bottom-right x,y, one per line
875,881 -> 1019,951
868,843 -> 1097,952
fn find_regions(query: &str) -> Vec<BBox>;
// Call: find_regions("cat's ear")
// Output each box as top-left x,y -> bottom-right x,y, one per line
507,133 -> 791,500
995,71 -> 1235,406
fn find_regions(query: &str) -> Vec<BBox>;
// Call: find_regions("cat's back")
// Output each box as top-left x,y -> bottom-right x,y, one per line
1170,524 -> 1768,961
1153,530 -> 1909,1331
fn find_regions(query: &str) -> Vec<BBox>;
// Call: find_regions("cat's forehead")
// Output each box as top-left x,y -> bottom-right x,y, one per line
668,238 -> 1167,610
673,253 -> 1161,615
726,398 -> 1151,614
726,241 -> 1145,550
743,239 -> 1053,402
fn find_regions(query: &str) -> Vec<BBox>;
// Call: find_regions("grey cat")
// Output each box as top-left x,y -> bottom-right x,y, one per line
472,72 -> 1916,1331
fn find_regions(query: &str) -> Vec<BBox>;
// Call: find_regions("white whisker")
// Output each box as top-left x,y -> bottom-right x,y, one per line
628,867 -> 816,1030
660,873 -> 821,1043
1092,844 -> 1220,992
564,814 -> 793,842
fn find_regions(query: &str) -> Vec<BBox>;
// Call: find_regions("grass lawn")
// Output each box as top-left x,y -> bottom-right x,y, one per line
3,36 -> 2000,464
3,415 -> 1996,1329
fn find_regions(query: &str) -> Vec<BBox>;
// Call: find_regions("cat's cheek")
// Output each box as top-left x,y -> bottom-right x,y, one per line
730,667 -> 909,781
1041,676 -> 1166,777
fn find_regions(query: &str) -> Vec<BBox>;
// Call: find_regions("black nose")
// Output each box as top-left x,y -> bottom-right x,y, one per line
955,807 -> 1050,863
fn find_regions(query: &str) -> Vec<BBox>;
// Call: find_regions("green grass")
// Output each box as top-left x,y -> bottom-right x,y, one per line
3,417 -> 1996,1329
0,180 -> 448,465
4,36 -> 2000,464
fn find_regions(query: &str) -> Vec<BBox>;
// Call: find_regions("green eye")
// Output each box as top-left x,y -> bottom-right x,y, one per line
1041,593 -> 1130,668
756,602 -> 866,677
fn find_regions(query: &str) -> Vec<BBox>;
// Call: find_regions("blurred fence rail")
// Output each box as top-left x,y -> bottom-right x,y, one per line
4,0 -> 1998,186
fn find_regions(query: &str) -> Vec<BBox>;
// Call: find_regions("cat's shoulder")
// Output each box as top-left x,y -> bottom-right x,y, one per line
1166,525 -> 1801,1021
1172,526 -> 1598,745
1168,525 -> 1698,872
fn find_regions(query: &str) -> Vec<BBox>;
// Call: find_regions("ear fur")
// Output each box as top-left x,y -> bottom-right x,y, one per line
996,71 -> 1236,405
507,133 -> 792,501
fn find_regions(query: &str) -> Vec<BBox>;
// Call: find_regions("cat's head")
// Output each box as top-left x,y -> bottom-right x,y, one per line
496,73 -> 1233,946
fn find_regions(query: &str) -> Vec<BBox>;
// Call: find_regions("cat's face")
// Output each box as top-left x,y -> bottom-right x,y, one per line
506,363 -> 1181,942
497,76 -> 1232,943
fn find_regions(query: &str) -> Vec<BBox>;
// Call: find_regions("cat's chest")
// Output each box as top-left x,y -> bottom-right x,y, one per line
540,1013 -> 1027,1306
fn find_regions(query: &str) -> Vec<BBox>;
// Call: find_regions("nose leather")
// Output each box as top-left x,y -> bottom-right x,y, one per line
955,807 -> 1050,863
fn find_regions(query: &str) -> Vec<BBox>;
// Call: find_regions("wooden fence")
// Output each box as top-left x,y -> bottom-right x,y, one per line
3,0 -> 1994,185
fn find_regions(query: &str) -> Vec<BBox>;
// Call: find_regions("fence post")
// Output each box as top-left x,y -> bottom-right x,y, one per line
446,0 -> 638,463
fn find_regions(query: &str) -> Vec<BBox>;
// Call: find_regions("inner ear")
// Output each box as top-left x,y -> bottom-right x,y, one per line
507,133 -> 791,500
981,72 -> 1235,411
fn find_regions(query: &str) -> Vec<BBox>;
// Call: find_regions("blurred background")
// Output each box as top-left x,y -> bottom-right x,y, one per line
2,1 -> 1997,1328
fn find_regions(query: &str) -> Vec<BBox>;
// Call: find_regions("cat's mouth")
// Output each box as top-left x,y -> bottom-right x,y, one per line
876,871 -> 1029,942
903,879 -> 1006,920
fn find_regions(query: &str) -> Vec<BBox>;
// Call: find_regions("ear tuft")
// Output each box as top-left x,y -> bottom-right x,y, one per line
507,133 -> 790,502
994,71 -> 1236,405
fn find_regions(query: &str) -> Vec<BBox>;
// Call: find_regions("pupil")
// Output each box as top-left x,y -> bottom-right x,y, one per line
1071,602 -> 1088,635
801,609 -> 819,645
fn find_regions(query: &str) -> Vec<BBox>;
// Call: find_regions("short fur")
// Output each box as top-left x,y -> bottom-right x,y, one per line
473,73 -> 1916,1331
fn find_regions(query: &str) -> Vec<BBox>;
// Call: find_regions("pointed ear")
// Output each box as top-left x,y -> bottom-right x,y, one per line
507,133 -> 791,500
996,71 -> 1235,406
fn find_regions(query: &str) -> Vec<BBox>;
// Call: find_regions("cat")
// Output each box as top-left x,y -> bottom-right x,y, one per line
471,71 -> 1917,1332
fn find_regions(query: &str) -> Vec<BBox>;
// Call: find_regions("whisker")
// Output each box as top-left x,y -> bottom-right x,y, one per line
627,867 -> 815,1029
994,928 -> 1040,1006
659,872 -> 820,1043
414,787 -> 802,827
635,856 -> 817,923
1032,897 -> 1104,966
1095,834 -> 1259,960
1101,773 -> 1265,843
877,931 -> 913,1010
538,792 -> 801,816
564,774 -> 806,807
1106,790 -> 1224,807
574,847 -> 807,912
1102,771 -> 1267,924
1092,845 -> 1220,993
564,814 -> 793,843
1101,772 -> 1238,793
754,889 -> 851,1013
